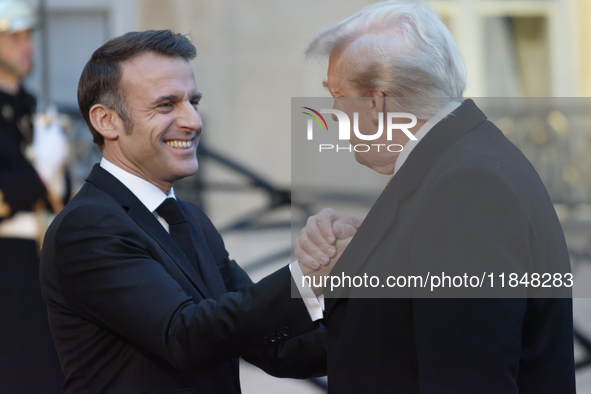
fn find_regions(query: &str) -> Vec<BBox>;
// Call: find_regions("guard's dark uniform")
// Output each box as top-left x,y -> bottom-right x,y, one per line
0,86 -> 63,393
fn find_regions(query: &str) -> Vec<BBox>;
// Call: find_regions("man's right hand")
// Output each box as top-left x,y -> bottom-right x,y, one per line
294,208 -> 363,270
299,232 -> 354,295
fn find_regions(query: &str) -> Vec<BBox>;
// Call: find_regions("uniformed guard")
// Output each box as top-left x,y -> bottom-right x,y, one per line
0,0 -> 65,392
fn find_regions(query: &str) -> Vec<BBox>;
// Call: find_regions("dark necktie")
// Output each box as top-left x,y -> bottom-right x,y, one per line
156,198 -> 201,275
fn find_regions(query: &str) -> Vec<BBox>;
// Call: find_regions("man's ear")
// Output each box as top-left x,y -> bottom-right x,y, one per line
89,104 -> 123,141
369,91 -> 387,126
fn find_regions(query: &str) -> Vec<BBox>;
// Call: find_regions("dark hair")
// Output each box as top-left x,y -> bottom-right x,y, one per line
77,30 -> 197,148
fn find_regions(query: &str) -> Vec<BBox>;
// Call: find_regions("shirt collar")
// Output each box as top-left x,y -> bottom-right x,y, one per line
100,157 -> 175,213
393,100 -> 462,175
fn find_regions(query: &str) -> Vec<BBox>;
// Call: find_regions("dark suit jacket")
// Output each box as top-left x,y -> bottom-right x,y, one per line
40,165 -> 326,393
324,100 -> 575,393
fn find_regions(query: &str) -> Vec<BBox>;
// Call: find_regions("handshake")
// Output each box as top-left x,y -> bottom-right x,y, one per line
295,208 -> 364,295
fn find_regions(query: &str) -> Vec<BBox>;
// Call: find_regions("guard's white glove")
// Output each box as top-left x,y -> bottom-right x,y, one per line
28,105 -> 69,201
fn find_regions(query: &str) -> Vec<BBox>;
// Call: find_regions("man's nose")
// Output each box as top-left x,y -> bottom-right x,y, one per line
26,36 -> 34,53
179,102 -> 202,135
21,30 -> 35,55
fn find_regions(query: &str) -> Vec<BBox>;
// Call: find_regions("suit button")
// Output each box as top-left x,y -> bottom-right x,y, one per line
279,326 -> 290,337
262,335 -> 270,345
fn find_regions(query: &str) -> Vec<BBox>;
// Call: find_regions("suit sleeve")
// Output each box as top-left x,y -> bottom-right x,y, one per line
410,168 -> 530,393
186,204 -> 327,377
52,204 -> 319,374
242,322 -> 327,378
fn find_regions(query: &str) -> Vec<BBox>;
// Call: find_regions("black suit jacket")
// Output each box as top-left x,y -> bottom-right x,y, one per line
0,87 -> 47,221
324,100 -> 575,393
40,165 -> 325,393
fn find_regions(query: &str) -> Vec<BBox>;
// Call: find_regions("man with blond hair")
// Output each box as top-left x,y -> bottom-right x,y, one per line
295,1 -> 575,392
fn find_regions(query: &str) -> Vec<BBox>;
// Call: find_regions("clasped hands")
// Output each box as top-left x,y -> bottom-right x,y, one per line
295,208 -> 364,295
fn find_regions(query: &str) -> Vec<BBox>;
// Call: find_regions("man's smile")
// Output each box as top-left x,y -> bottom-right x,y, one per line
164,139 -> 194,149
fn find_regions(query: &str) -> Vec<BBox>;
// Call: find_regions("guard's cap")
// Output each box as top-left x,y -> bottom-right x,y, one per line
0,0 -> 36,33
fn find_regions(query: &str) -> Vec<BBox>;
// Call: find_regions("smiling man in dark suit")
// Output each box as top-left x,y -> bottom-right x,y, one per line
294,1 -> 576,393
40,30 -> 329,393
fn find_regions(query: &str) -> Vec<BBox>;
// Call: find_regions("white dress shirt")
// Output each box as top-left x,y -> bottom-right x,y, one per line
100,158 -> 175,232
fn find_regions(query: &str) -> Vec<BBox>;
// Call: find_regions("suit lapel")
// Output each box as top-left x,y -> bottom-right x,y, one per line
180,203 -> 227,300
86,165 -> 212,299
325,100 -> 488,316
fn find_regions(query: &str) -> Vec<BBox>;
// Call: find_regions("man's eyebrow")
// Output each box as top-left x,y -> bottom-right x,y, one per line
150,93 -> 202,105
150,94 -> 182,105
322,80 -> 342,96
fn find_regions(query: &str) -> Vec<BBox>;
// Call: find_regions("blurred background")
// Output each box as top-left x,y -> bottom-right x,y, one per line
20,0 -> 591,392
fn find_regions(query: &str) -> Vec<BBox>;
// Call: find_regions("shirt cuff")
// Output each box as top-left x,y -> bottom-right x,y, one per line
289,261 -> 324,321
